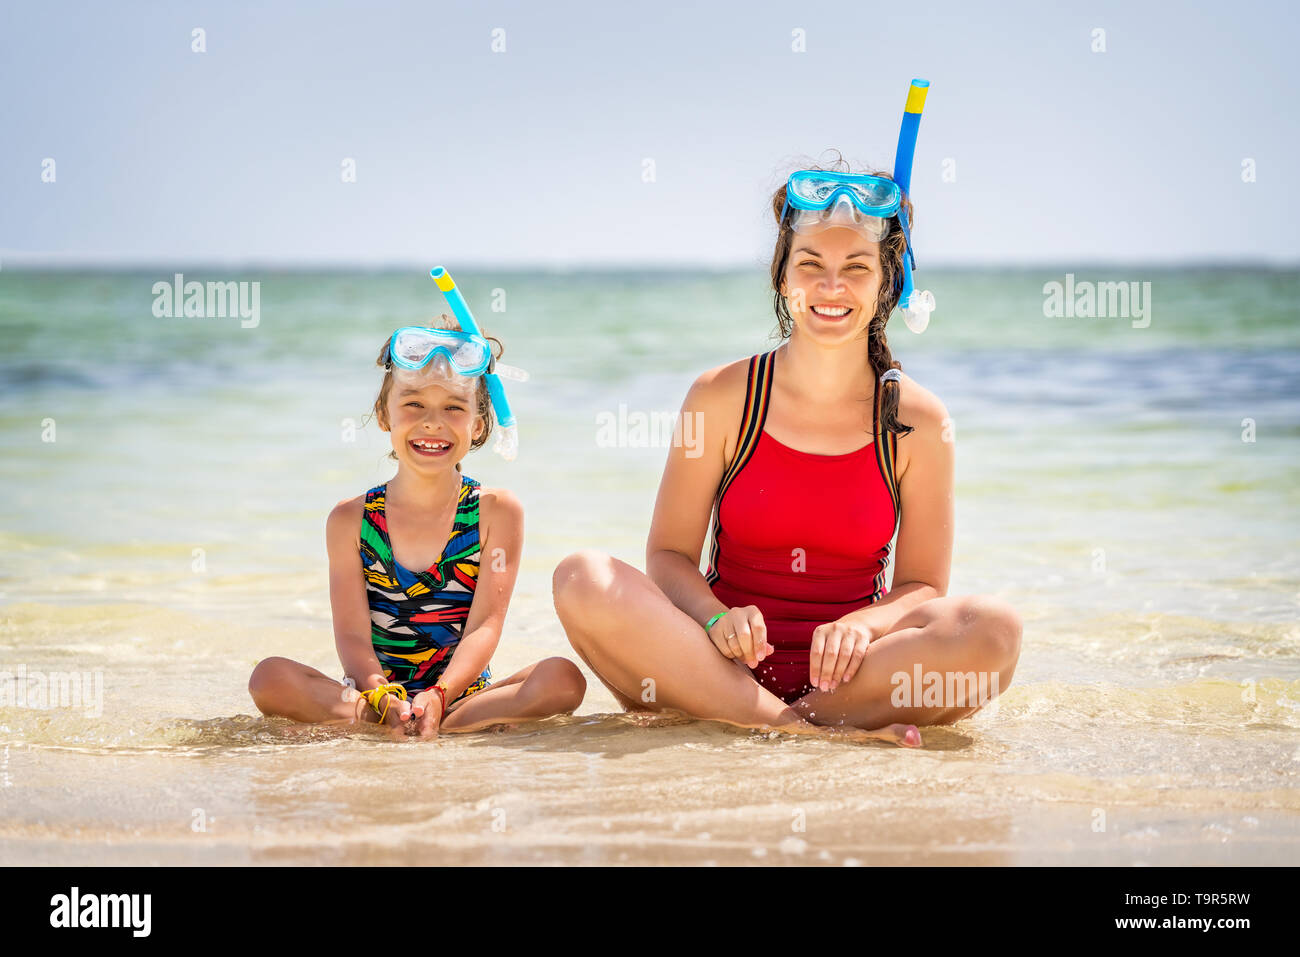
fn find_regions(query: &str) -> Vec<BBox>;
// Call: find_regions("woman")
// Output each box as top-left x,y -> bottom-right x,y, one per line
552,162 -> 1022,747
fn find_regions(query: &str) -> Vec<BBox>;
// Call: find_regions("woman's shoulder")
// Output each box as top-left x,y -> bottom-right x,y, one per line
682,353 -> 756,413
473,485 -> 524,531
892,370 -> 949,434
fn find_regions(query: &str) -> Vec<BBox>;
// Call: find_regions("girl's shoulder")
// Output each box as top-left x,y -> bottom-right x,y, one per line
473,484 -> 524,543
325,493 -> 367,552
328,492 -> 367,520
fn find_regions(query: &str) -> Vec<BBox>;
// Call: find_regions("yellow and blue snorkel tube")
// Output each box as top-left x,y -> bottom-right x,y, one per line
428,266 -> 520,461
893,78 -> 936,333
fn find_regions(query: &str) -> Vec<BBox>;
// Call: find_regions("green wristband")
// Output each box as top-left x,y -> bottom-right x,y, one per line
704,611 -> 727,632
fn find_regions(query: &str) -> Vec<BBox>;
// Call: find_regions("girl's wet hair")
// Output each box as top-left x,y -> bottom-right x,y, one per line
367,313 -> 504,469
768,150 -> 914,437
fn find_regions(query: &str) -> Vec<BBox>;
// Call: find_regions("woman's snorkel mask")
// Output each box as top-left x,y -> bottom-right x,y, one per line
780,79 -> 936,333
384,267 -> 526,461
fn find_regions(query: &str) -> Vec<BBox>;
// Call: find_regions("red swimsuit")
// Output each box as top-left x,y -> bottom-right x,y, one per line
705,349 -> 902,703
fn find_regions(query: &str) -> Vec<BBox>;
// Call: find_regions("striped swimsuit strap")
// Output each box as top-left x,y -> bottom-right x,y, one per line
872,371 -> 902,539
705,350 -> 902,584
705,351 -> 775,584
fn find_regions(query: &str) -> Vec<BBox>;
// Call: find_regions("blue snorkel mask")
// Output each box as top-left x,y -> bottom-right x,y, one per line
780,79 -> 936,333
384,267 -> 524,461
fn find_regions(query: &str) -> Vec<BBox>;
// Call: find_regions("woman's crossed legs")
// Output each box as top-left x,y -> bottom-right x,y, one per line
551,549 -> 1021,748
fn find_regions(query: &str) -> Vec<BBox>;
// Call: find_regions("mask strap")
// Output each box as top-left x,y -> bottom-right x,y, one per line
897,205 -> 917,272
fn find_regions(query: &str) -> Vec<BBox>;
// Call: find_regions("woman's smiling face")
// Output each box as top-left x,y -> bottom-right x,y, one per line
780,226 -> 883,341
384,378 -> 484,468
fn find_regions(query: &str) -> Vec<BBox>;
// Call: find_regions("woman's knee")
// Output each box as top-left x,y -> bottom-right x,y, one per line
551,549 -> 616,618
959,595 -> 1022,671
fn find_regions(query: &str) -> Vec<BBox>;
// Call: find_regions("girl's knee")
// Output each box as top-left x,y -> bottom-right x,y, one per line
248,656 -> 299,702
531,656 -> 587,712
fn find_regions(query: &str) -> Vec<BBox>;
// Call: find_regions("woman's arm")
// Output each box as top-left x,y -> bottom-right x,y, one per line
432,487 -> 524,702
326,498 -> 393,692
645,363 -> 739,628
839,375 -> 954,638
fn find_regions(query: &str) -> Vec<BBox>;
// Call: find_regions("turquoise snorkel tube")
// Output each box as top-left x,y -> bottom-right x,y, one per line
429,266 -> 520,461
893,78 -> 936,333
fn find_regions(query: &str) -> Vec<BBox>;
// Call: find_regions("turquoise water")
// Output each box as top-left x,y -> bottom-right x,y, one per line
1,267 -> 1297,864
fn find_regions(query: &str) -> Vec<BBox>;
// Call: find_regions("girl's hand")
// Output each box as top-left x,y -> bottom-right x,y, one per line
706,605 -> 773,668
353,675 -> 415,729
408,688 -> 445,738
809,619 -> 874,692
357,691 -> 413,729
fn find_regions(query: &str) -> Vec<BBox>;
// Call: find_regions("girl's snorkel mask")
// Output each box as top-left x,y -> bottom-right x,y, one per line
384,267 -> 526,461
779,79 -> 936,334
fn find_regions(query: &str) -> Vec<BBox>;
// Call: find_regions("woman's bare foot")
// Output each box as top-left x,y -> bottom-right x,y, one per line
761,715 -> 922,748
832,722 -> 923,748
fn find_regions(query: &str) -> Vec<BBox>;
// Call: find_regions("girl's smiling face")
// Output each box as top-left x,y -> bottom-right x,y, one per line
780,226 -> 884,342
384,378 -> 485,469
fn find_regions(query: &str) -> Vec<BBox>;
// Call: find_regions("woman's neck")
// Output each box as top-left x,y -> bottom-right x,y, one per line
780,328 -> 874,402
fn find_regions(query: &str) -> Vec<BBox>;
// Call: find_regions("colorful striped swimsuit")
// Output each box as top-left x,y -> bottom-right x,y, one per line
704,349 -> 902,703
358,474 -> 491,700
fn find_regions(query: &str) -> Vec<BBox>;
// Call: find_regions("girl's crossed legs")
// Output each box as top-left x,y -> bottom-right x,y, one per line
248,656 -> 585,732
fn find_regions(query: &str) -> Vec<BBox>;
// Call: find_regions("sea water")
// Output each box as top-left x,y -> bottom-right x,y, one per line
0,267 -> 1297,864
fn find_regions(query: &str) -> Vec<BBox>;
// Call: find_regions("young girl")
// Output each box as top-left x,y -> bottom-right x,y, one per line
249,289 -> 586,736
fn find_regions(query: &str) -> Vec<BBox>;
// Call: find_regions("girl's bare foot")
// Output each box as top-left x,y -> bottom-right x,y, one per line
353,691 -> 413,730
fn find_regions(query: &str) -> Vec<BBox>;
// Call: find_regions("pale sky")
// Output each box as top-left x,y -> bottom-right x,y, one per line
2,0 -> 1297,267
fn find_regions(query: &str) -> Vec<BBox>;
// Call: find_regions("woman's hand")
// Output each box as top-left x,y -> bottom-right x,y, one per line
407,687 -> 445,737
809,618 -> 875,692
706,605 -> 773,668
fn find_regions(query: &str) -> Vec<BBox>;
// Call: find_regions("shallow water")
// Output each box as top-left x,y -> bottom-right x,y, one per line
1,268 -> 1298,864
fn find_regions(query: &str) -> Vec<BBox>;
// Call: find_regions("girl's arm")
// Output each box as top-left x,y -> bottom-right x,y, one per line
433,487 -> 524,702
326,497 -> 392,691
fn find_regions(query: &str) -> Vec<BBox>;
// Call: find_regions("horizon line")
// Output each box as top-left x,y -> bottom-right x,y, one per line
3,256 -> 1297,274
